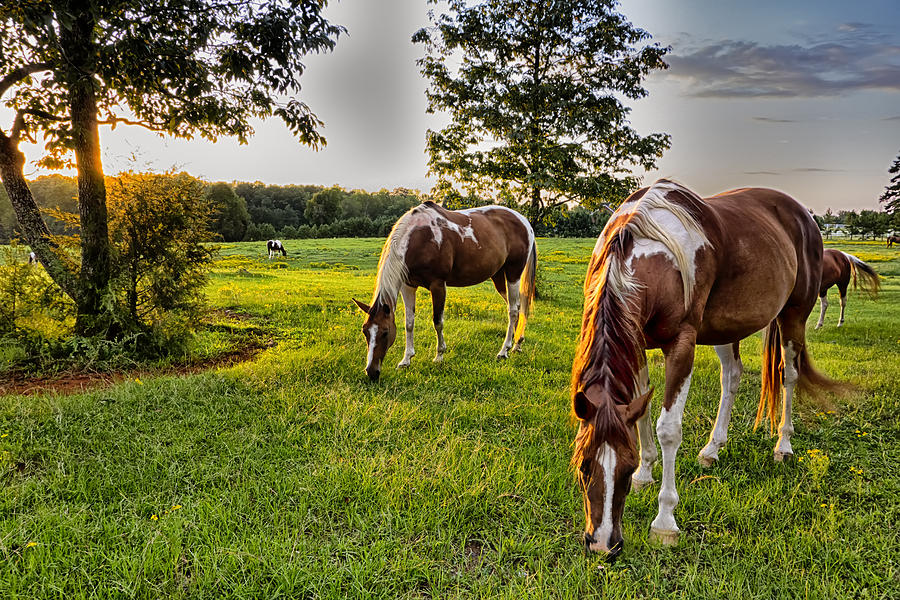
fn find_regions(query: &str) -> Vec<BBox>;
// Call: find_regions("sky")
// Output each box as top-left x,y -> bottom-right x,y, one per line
7,0 -> 900,213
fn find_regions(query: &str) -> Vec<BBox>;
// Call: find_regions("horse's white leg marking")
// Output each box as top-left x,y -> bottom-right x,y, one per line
497,278 -> 520,359
588,443 -> 618,553
366,324 -> 379,371
699,345 -> 743,467
838,294 -> 847,327
398,284 -> 416,368
815,296 -> 828,329
632,363 -> 657,490
774,342 -> 797,461
650,372 -> 692,541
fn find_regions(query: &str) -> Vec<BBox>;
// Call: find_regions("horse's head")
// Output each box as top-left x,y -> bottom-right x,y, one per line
353,298 -> 397,381
573,384 -> 651,560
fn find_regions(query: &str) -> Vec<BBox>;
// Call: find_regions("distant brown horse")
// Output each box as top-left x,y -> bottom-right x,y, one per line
814,249 -> 879,329
888,235 -> 900,248
572,180 -> 839,559
354,201 -> 536,380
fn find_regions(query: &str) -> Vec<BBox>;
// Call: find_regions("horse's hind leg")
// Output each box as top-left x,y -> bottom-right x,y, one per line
398,284 -> 416,368
698,342 -> 743,468
814,293 -> 828,329
431,282 -> 447,362
837,284 -> 848,327
497,276 -> 521,359
773,312 -> 806,461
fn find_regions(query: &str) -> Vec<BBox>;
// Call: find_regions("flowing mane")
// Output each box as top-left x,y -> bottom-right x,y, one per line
571,180 -> 710,466
371,208 -> 415,306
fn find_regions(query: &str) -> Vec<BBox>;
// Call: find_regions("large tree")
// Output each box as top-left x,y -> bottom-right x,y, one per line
414,0 -> 670,224
0,0 -> 342,334
880,150 -> 900,217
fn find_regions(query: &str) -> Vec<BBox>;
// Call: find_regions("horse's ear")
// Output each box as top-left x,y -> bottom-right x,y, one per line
573,390 -> 597,422
625,386 -> 653,425
353,298 -> 371,314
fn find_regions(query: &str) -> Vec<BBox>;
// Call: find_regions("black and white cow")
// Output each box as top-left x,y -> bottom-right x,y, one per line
267,239 -> 287,259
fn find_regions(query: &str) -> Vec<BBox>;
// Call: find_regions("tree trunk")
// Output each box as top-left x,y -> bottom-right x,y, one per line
530,185 -> 542,225
0,134 -> 79,300
62,6 -> 111,335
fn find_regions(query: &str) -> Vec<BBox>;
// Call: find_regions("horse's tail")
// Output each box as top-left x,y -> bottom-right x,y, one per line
756,320 -> 846,431
756,321 -> 783,431
515,238 -> 537,343
843,252 -> 879,299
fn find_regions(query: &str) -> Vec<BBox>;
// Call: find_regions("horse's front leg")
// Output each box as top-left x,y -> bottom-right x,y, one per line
814,295 -> 828,329
497,277 -> 520,359
431,282 -> 447,362
650,329 -> 696,546
632,360 -> 658,490
398,284 -> 416,368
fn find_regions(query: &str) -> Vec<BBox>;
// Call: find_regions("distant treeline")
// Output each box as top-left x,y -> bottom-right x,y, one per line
6,175 -> 894,244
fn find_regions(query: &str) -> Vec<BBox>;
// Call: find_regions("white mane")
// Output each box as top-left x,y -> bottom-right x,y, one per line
371,208 -> 415,306
598,180 -> 711,310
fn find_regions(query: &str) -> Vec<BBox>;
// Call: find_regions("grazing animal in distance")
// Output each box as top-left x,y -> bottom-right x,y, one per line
572,179 -> 839,559
814,248 -> 879,329
267,239 -> 287,259
354,201 -> 536,381
888,234 -> 900,248
28,251 -> 37,264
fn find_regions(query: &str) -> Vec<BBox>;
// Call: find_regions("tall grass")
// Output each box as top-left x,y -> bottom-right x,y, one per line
1,238 -> 898,598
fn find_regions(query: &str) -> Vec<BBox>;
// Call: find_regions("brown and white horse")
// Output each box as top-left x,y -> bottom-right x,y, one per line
571,180 -> 839,559
887,234 -> 900,248
354,201 -> 536,380
814,248 -> 879,329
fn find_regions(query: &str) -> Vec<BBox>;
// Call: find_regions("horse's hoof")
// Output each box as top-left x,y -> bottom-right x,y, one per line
814,324 -> 822,330
649,528 -> 679,546
697,453 -> 717,468
433,355 -> 444,363
496,353 -> 508,360
631,475 -> 654,491
774,451 -> 793,463
397,362 -> 411,369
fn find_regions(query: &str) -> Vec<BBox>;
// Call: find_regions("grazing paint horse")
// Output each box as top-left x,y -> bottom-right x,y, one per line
815,249 -> 879,329
267,239 -> 287,259
353,201 -> 536,381
571,180 -> 838,558
888,234 -> 900,248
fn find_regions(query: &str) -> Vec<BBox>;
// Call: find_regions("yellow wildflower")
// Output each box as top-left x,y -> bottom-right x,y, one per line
172,504 -> 182,510
25,541 -> 37,549
151,514 -> 158,521
135,378 -> 143,385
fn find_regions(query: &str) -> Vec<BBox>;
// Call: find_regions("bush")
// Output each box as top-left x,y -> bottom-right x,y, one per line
106,171 -> 214,352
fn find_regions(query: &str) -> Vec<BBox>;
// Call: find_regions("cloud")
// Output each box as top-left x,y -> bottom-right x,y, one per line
665,31 -> 900,98
883,115 -> 900,121
744,170 -> 781,175
792,167 -> 844,173
753,117 -> 796,123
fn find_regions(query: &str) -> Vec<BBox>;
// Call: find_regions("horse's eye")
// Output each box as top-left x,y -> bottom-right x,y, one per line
580,458 -> 592,477
381,332 -> 388,339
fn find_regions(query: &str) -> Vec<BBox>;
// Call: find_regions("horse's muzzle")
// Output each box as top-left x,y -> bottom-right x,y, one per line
583,532 -> 623,562
366,367 -> 381,381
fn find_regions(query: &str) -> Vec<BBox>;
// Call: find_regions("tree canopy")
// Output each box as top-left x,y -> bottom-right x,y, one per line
0,0 -> 343,333
880,150 -> 900,217
414,0 -> 670,224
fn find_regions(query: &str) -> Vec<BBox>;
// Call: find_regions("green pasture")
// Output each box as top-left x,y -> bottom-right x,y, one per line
2,238 -> 899,598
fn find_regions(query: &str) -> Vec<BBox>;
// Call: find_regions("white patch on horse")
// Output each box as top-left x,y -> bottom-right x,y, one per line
366,323 -> 379,369
462,205 -> 534,254
591,442 -> 617,551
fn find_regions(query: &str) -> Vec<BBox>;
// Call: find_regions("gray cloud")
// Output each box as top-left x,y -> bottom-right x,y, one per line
753,117 -> 797,123
793,167 -> 845,173
666,32 -> 900,98
744,170 -> 781,175
883,115 -> 900,121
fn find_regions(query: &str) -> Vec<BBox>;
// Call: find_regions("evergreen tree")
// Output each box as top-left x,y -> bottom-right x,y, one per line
414,0 -> 670,224
879,151 -> 900,215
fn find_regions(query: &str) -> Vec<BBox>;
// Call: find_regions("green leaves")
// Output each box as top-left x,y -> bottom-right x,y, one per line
415,0 -> 671,223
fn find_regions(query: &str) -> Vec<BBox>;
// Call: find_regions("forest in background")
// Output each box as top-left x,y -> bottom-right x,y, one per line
2,173 -> 898,246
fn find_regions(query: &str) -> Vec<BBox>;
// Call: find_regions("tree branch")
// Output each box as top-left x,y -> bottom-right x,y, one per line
97,116 -> 168,133
0,63 -> 53,98
10,108 -> 67,143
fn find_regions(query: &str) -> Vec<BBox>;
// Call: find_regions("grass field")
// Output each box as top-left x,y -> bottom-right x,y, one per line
2,237 -> 899,598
